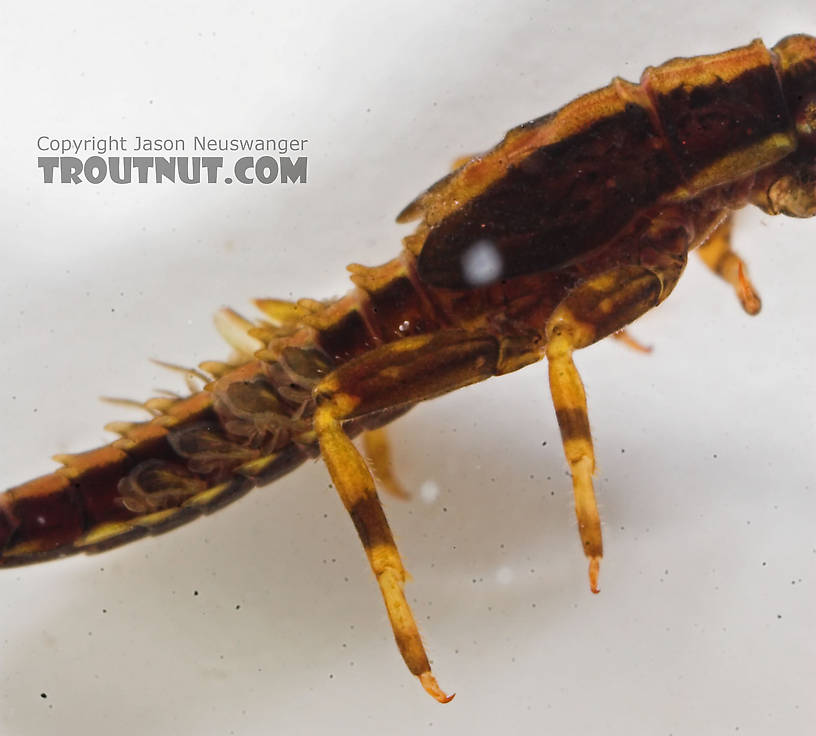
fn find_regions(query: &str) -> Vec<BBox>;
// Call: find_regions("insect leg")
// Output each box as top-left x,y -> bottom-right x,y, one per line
313,330 -> 502,702
362,428 -> 411,500
697,217 -> 762,315
314,402 -> 453,703
545,265 -> 674,593
545,330 -> 603,593
611,329 -> 653,353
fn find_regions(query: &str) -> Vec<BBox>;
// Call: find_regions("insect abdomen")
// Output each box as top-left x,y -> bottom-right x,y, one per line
0,366 -> 316,566
0,256 -> 447,566
312,254 -> 445,362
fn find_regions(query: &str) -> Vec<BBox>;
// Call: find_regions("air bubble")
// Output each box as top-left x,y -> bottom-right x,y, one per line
420,480 -> 440,503
461,239 -> 502,286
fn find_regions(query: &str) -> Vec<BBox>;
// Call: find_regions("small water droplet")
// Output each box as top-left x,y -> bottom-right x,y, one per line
420,480 -> 440,503
461,239 -> 502,285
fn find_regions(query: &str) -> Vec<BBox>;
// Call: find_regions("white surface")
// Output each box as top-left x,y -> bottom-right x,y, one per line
1,3 -> 815,735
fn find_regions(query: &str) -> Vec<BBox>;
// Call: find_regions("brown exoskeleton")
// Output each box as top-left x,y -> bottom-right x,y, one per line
2,35 -> 815,702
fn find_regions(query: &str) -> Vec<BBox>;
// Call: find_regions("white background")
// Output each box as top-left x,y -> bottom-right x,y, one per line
1,2 -> 815,734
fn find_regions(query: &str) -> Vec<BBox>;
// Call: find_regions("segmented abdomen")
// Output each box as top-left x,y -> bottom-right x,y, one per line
0,359 -> 312,565
0,251 -> 444,566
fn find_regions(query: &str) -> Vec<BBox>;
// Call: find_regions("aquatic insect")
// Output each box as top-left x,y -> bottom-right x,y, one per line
3,35 -> 816,703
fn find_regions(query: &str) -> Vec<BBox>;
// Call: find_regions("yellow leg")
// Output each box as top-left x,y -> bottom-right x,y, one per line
315,399 -> 453,703
611,329 -> 653,354
697,217 -> 761,315
545,328 -> 602,594
362,427 -> 411,500
312,329 -> 508,701
543,262 -> 678,594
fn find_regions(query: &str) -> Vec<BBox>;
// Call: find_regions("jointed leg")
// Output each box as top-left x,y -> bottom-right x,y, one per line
697,216 -> 761,315
611,329 -> 653,354
311,330 -> 511,701
363,428 -> 411,500
315,400 -> 453,702
544,264 -> 673,593
546,329 -> 602,593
